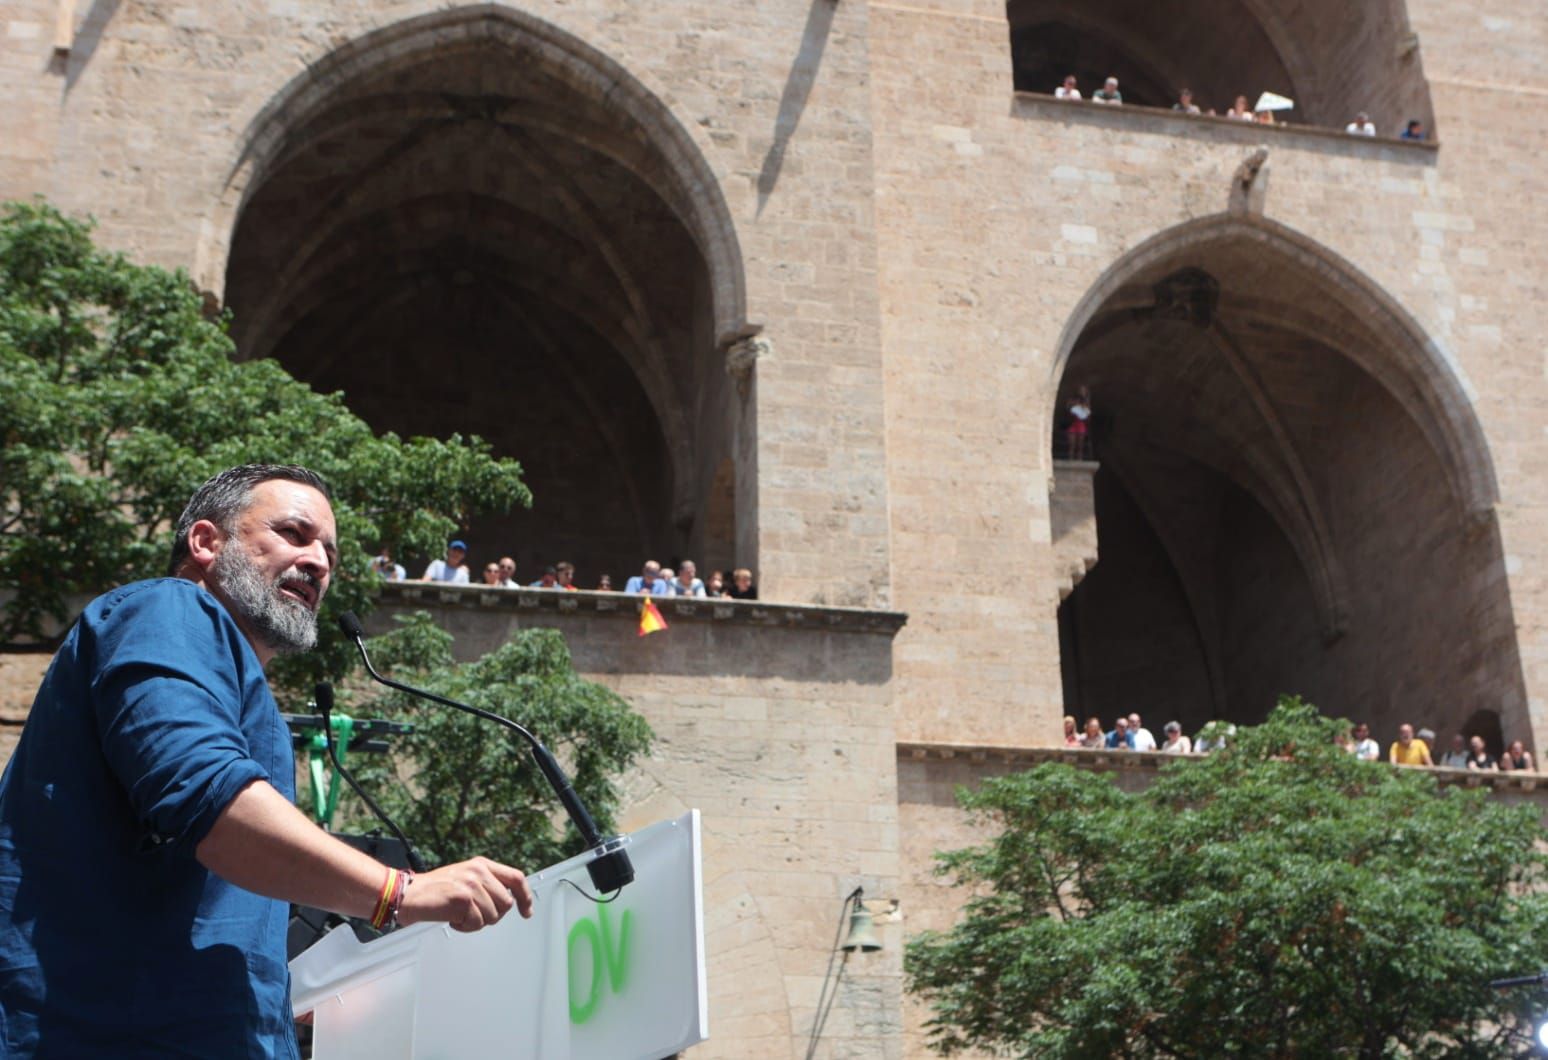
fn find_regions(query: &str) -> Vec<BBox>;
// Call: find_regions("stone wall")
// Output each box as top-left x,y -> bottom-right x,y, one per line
373,585 -> 908,1058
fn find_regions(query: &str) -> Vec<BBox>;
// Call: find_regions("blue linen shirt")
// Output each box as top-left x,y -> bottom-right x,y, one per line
0,579 -> 299,1058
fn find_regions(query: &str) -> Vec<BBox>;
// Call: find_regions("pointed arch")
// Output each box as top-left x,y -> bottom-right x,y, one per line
1048,213 -> 1496,518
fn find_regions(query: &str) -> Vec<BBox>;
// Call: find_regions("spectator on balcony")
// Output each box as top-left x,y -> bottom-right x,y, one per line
1500,740 -> 1535,772
1127,713 -> 1157,752
1054,74 -> 1082,101
1081,717 -> 1105,749
1226,95 -> 1253,121
1344,112 -> 1376,136
659,568 -> 676,593
597,573 -> 614,591
1092,77 -> 1122,105
1439,733 -> 1470,769
372,548 -> 406,582
529,566 -> 560,589
1389,724 -> 1433,766
1063,715 -> 1080,747
1105,716 -> 1132,750
706,570 -> 728,597
1350,721 -> 1380,761
1172,88 -> 1201,115
1193,721 -> 1227,754
625,561 -> 670,595
728,568 -> 758,600
497,556 -> 518,588
1160,721 -> 1192,754
480,562 -> 503,586
1066,387 -> 1092,461
672,560 -> 707,597
421,540 -> 470,584
1400,119 -> 1427,141
1466,735 -> 1498,771
555,561 -> 578,591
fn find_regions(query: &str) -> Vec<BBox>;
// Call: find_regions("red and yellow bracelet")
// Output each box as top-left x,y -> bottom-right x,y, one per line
369,867 -> 412,931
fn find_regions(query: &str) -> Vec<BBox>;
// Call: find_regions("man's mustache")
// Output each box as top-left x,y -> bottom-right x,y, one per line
276,570 -> 324,611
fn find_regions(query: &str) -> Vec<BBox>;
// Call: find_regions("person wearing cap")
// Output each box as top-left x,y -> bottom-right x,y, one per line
529,565 -> 560,589
421,540 -> 470,584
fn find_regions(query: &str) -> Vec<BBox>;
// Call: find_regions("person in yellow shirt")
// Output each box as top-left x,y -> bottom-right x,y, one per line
1389,723 -> 1434,766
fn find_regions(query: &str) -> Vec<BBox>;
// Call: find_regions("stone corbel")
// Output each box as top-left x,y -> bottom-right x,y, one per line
723,332 -> 770,399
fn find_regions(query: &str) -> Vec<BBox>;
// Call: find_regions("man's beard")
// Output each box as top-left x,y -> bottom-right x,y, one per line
211,541 -> 322,655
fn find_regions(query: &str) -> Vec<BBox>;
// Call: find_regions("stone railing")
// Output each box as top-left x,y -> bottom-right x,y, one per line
899,741 -> 1548,797
380,582 -> 908,636
1012,93 -> 1439,159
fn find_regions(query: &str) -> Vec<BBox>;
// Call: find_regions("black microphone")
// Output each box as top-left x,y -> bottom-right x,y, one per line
336,611 -> 634,895
314,682 -> 428,874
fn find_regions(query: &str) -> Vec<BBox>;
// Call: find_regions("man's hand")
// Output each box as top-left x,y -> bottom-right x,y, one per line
398,857 -> 534,932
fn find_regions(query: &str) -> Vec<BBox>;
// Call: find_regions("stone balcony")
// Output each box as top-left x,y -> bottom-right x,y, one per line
1012,93 -> 1440,160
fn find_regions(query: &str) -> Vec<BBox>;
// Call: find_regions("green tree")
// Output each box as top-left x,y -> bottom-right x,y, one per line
0,199 -> 530,696
906,699 -> 1548,1058
0,199 -> 653,869
343,613 -> 652,871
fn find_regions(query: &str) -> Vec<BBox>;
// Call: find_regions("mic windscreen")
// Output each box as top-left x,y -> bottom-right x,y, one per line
337,611 -> 367,640
314,682 -> 334,714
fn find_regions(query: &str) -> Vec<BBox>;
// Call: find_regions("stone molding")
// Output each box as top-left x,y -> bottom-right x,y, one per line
382,582 -> 907,636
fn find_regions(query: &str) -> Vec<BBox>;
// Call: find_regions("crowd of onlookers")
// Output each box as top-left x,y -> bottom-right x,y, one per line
372,539 -> 759,599
1050,74 -> 1430,140
1063,714 -> 1538,771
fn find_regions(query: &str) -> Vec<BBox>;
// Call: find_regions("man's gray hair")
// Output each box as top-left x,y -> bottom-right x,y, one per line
167,464 -> 331,575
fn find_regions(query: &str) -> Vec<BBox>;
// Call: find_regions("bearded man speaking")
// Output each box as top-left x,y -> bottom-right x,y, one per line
0,465 -> 534,1058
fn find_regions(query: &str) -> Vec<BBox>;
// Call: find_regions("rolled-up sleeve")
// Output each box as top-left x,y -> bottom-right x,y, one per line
88,587 -> 271,855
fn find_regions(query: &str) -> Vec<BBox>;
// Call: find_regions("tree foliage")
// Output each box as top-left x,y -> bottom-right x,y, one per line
0,199 -> 531,698
906,698 -> 1548,1058
0,200 -> 653,869
341,614 -> 653,872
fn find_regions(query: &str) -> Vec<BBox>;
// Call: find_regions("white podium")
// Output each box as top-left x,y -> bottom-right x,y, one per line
290,811 -> 708,1059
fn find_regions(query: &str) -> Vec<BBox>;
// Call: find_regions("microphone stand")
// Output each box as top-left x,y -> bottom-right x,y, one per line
337,611 -> 634,895
314,682 -> 429,874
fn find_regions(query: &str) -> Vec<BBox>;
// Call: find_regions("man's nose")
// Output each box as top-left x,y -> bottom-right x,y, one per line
297,539 -> 331,578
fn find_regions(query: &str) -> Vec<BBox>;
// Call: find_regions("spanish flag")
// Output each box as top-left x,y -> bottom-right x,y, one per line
638,597 -> 668,637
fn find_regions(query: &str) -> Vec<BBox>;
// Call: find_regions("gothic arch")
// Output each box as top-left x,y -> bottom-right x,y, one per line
195,4 -> 749,347
211,5 -> 754,582
1048,213 -> 1496,517
1050,213 -> 1522,740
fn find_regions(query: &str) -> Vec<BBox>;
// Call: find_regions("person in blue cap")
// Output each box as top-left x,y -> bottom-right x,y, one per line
421,539 -> 470,583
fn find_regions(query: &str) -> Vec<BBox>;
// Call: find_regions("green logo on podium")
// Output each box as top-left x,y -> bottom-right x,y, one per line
568,903 -> 634,1024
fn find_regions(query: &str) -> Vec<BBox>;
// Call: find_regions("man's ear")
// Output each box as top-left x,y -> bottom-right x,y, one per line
185,519 -> 226,574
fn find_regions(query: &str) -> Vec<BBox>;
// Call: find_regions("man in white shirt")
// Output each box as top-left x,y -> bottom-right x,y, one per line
673,559 -> 707,597
497,556 -> 518,588
1054,74 -> 1081,101
1351,721 -> 1380,761
1345,112 -> 1376,136
1127,712 -> 1157,752
421,540 -> 470,583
